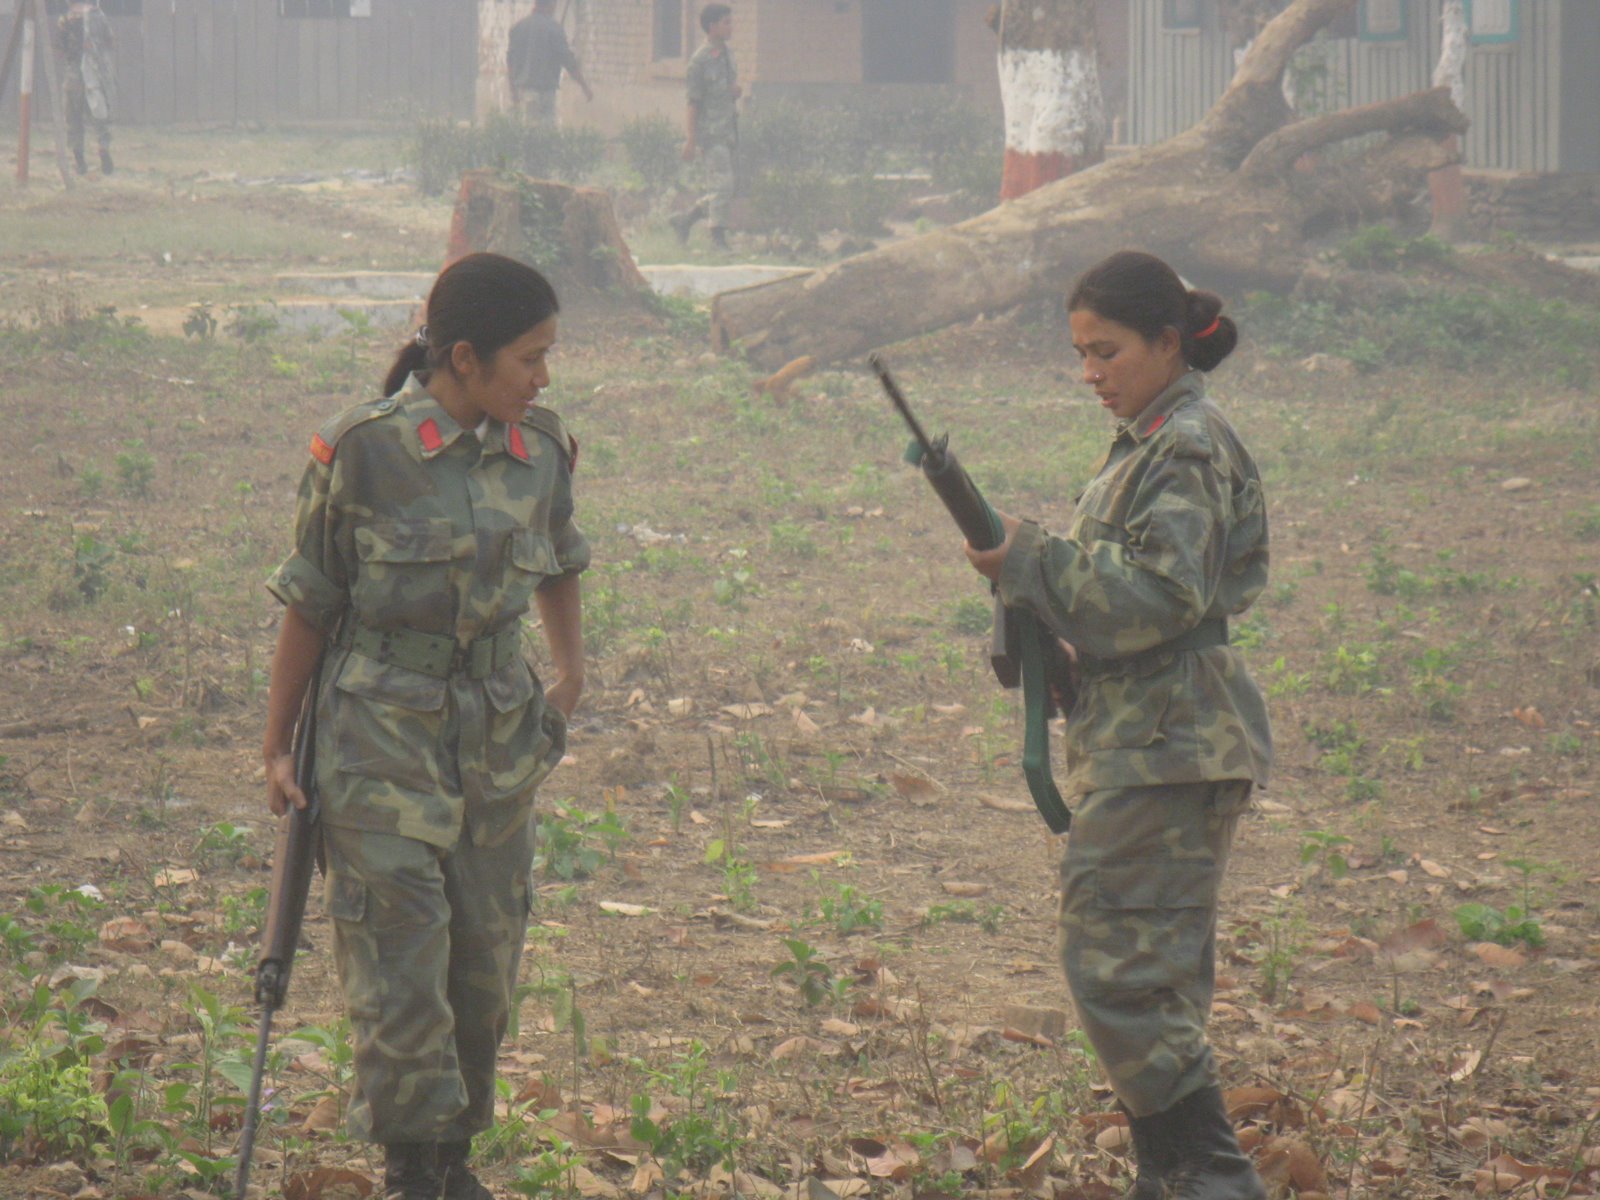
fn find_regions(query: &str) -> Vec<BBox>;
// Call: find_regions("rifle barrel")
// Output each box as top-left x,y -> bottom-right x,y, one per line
868,353 -> 942,465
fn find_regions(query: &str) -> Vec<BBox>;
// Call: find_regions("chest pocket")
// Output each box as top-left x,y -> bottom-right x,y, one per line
352,518 -> 457,628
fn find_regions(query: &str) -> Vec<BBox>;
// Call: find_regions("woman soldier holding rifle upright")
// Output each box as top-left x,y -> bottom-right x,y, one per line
964,250 -> 1272,1200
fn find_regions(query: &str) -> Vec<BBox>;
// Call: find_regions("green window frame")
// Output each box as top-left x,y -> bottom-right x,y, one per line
1357,0 -> 1408,42
1465,0 -> 1519,45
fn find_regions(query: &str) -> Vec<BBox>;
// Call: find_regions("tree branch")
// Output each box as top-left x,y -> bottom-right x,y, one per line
1196,0 -> 1357,166
1240,87 -> 1469,180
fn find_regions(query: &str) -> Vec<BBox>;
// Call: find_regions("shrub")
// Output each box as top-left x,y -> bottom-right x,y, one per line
619,115 -> 682,194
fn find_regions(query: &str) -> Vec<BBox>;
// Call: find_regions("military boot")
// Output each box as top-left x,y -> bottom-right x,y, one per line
74,148 -> 88,174
1162,1086 -> 1266,1200
1121,1102 -> 1175,1199
669,200 -> 707,244
99,148 -> 113,176
383,1141 -> 443,1200
437,1139 -> 494,1200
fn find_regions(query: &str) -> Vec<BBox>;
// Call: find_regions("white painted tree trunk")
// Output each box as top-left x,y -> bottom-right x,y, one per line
1429,0 -> 1468,237
997,0 -> 1105,200
1433,0 -> 1467,107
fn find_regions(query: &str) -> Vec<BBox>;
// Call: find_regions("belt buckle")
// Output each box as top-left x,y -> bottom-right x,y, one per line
448,644 -> 467,677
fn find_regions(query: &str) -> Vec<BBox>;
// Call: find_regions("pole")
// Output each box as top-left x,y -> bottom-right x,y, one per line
15,7 -> 32,185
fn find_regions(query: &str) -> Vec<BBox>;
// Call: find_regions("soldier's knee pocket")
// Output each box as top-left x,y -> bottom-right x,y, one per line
1062,858 -> 1218,998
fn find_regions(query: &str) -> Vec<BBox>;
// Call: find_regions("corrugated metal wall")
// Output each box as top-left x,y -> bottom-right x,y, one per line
1126,0 -> 1572,172
1,0 -> 477,125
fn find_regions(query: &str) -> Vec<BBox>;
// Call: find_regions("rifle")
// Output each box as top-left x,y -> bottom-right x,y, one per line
236,657 -> 324,1200
871,353 -> 1073,834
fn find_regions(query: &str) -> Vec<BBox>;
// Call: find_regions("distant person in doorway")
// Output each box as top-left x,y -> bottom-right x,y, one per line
58,0 -> 115,175
507,0 -> 593,125
672,3 -> 740,250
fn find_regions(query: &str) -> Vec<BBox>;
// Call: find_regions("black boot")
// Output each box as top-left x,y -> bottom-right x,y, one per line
437,1139 -> 494,1200
669,200 -> 707,244
383,1142 -> 442,1200
1162,1086 -> 1266,1200
1122,1102 -> 1175,1199
74,148 -> 88,174
99,147 -> 113,176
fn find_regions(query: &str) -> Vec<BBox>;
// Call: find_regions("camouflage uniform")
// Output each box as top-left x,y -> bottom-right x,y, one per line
58,4 -> 115,174
996,369 -> 1270,1118
685,40 -> 738,228
267,372 -> 589,1144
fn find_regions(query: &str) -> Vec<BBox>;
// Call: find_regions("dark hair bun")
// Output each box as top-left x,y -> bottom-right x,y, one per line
1182,288 -> 1237,373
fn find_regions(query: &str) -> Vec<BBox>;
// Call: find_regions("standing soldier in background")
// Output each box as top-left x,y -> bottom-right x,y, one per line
507,0 -> 593,125
58,0 -> 115,175
671,3 -> 740,250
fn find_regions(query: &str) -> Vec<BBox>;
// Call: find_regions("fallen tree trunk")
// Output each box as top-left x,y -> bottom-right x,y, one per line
711,0 -> 1476,370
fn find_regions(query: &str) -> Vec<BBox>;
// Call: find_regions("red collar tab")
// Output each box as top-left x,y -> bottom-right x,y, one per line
417,418 -> 444,453
1143,413 -> 1167,437
507,423 -> 529,462
309,433 -> 335,466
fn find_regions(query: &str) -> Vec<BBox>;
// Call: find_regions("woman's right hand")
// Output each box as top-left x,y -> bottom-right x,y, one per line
266,751 -> 308,817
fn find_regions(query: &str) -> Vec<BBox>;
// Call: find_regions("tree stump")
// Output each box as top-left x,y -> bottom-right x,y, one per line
445,169 -> 650,299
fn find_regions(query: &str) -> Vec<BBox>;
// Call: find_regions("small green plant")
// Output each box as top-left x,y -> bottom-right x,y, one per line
951,595 -> 991,635
71,534 -> 114,603
0,979 -> 112,1162
1299,830 -> 1353,879
24,883 -> 105,962
705,837 -> 758,913
115,439 -> 156,499
923,900 -> 1005,933
628,1041 -> 740,1180
535,802 -> 628,880
194,820 -> 252,866
1304,720 -> 1365,777
509,1135 -> 580,1197
1242,900 -> 1307,1004
77,464 -> 104,499
1454,902 -> 1543,948
771,937 -> 845,1007
807,876 -> 883,935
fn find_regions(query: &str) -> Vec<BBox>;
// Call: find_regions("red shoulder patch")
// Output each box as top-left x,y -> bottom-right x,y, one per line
417,418 -> 444,453
1143,413 -> 1167,437
507,423 -> 529,462
309,433 -> 335,465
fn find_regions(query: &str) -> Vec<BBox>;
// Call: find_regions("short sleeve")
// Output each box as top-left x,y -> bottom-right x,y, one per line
265,457 -> 350,632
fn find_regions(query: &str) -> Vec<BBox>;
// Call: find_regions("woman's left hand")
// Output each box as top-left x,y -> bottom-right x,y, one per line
963,510 -> 1022,583
545,673 -> 582,721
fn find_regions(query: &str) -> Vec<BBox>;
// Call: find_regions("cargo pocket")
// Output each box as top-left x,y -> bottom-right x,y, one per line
325,867 -> 382,1021
332,653 -> 446,794
1067,858 -> 1219,997
1079,663 -> 1176,757
483,657 -> 543,800
506,530 -> 559,611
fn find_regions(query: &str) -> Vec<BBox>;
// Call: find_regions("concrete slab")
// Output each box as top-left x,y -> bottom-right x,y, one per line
640,263 -> 812,299
272,271 -> 434,300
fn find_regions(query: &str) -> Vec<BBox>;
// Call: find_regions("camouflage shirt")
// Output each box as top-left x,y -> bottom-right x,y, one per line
267,374 -> 590,850
686,41 -> 738,148
997,371 -> 1271,797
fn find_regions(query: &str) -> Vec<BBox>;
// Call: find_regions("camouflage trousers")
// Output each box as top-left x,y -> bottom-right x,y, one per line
1057,779 -> 1252,1118
694,142 -> 737,229
323,817 -> 536,1144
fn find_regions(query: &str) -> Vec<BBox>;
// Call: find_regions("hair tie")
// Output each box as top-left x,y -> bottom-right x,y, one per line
414,325 -> 429,350
1193,316 -> 1221,340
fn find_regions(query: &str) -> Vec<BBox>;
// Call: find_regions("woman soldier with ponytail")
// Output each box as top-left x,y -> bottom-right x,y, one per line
262,253 -> 588,1200
964,251 -> 1272,1200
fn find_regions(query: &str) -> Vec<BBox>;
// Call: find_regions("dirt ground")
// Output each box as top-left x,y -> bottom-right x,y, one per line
1,134 -> 1598,1200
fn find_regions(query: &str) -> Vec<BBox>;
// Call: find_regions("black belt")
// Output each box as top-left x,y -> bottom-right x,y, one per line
1077,618 -> 1229,678
341,624 -> 521,680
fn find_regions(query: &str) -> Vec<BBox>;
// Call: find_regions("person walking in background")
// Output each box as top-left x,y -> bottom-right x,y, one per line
671,3 -> 740,250
58,0 -> 115,175
263,254 -> 589,1200
507,0 -> 593,125
963,251 -> 1272,1199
